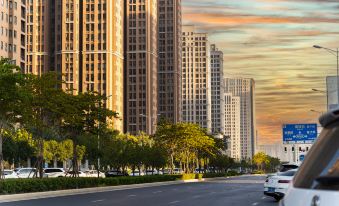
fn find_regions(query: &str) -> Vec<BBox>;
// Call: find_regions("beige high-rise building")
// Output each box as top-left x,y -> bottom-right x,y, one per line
25,0 -> 125,132
26,0 -> 52,75
182,25 -> 211,131
124,0 -> 158,134
225,78 -> 256,159
224,93 -> 241,160
0,0 -> 25,69
158,0 -> 182,123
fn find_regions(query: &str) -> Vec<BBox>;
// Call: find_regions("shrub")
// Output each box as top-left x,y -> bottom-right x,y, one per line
181,173 -> 196,180
227,171 -> 240,176
0,175 -> 180,195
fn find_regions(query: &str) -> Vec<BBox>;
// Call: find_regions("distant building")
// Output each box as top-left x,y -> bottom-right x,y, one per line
225,78 -> 256,159
181,25 -> 211,131
157,0 -> 182,123
210,44 -> 225,135
0,0 -> 26,70
224,93 -> 241,160
257,144 -> 313,164
326,76 -> 339,111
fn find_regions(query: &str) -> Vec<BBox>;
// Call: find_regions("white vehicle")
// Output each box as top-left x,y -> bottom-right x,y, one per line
65,171 -> 87,177
44,168 -> 66,178
2,170 -> 18,179
130,170 -> 145,176
16,168 -> 37,178
84,170 -> 105,178
282,110 -> 339,206
146,169 -> 163,175
264,169 -> 297,201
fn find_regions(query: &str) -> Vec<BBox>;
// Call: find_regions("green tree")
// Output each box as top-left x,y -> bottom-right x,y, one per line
253,152 -> 270,171
0,59 -> 27,177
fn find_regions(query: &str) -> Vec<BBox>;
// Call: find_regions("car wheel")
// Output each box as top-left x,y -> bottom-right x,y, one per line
274,196 -> 282,202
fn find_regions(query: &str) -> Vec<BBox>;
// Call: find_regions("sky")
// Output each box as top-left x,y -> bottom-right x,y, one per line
182,0 -> 339,145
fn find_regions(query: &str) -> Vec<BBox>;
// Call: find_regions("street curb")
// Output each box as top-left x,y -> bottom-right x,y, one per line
0,178 -> 210,203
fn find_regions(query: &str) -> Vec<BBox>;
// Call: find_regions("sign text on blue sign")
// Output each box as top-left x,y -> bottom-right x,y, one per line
283,124 -> 317,144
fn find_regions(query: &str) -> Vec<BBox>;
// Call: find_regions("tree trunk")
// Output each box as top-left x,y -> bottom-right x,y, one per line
53,157 -> 57,168
72,141 -> 78,177
0,132 -> 3,180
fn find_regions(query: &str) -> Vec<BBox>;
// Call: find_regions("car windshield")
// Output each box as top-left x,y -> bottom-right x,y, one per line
294,126 -> 339,190
3,171 -> 13,175
279,165 -> 298,172
278,170 -> 297,177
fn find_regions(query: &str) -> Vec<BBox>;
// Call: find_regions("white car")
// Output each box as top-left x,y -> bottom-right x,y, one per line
3,170 -> 18,179
282,110 -> 339,206
264,169 -> 297,201
130,170 -> 145,176
16,168 -> 37,178
84,170 -> 105,178
146,169 -> 163,175
65,171 -> 87,177
44,168 -> 66,178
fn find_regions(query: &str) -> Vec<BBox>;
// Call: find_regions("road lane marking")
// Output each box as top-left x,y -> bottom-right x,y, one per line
153,191 -> 163,194
193,195 -> 201,198
169,200 -> 180,204
128,195 -> 137,197
91,199 -> 105,203
262,196 -> 266,199
252,202 -> 259,206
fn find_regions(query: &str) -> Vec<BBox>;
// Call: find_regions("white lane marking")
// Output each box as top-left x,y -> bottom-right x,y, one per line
262,196 -> 266,199
153,191 -> 163,194
91,199 -> 105,203
193,195 -> 201,198
169,200 -> 180,204
128,194 -> 137,197
252,202 -> 259,206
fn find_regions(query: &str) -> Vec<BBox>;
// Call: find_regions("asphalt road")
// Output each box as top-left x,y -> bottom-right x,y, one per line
0,175 -> 278,206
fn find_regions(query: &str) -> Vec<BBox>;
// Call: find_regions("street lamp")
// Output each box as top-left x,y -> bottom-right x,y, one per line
311,88 -> 325,93
313,45 -> 339,109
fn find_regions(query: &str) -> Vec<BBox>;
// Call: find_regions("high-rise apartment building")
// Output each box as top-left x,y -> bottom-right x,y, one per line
124,0 -> 158,134
158,0 -> 182,123
0,0 -> 25,70
224,93 -> 241,160
210,44 -> 224,135
225,78 -> 256,159
25,0 -> 125,132
182,25 -> 211,131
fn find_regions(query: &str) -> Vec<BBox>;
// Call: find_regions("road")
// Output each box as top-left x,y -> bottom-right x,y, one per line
1,175 -> 278,206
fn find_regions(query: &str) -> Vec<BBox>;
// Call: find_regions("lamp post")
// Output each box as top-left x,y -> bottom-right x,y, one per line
97,94 -> 112,177
313,45 -> 339,110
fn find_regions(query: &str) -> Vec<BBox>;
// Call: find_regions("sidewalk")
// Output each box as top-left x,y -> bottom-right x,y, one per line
0,178 -> 208,203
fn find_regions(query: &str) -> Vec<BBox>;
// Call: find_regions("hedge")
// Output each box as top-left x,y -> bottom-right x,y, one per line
0,175 -> 180,195
0,172 -> 241,194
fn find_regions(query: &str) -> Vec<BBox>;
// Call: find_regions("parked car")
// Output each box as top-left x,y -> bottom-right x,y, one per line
44,168 -> 66,178
2,170 -> 18,179
282,110 -> 339,206
264,169 -> 297,201
105,170 -> 129,177
16,168 -> 37,178
84,170 -> 105,178
130,170 -> 145,176
65,171 -> 86,177
146,169 -> 163,175
173,168 -> 184,174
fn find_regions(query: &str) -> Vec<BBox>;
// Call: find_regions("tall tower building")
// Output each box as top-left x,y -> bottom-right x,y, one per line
26,0 -> 51,75
224,93 -> 241,160
182,25 -> 211,131
225,78 -> 256,159
0,0 -> 25,70
25,1 -> 125,132
157,0 -> 182,123
210,44 -> 224,135
124,0 -> 158,134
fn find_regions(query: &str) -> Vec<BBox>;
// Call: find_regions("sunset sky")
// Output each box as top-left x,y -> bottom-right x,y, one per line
182,0 -> 339,144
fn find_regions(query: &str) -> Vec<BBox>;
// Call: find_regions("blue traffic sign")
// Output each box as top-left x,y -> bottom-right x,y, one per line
283,124 -> 317,144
